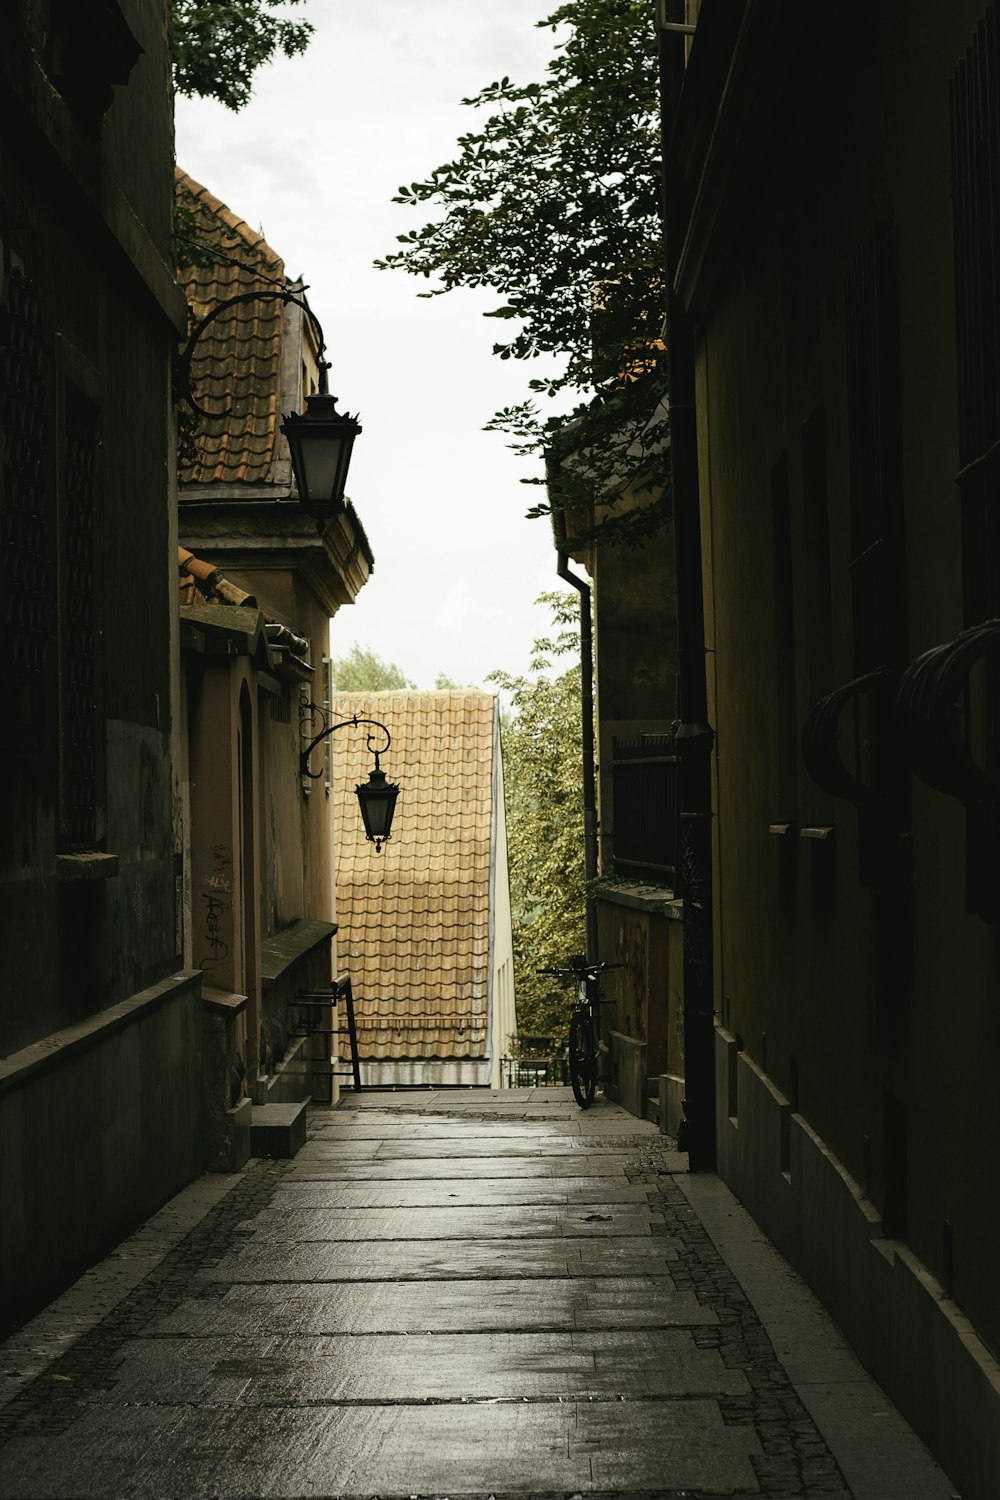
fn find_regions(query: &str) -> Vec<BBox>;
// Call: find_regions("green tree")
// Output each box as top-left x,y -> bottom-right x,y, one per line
329,644 -> 415,693
489,593 -> 587,1042
376,0 -> 666,545
434,672 -> 477,690
171,1 -> 313,113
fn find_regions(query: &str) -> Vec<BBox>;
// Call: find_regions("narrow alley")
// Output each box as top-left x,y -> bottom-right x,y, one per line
0,1092 -> 956,1499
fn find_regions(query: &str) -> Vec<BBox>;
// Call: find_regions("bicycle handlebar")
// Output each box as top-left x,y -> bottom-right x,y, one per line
537,961 -> 625,979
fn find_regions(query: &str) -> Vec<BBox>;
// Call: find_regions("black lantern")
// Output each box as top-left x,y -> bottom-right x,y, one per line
280,391 -> 362,521
175,287 -> 361,523
300,713 -> 399,852
355,760 -> 400,853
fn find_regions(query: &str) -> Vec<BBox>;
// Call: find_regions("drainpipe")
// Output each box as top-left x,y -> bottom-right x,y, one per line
549,457 -> 600,964
657,1 -> 717,1171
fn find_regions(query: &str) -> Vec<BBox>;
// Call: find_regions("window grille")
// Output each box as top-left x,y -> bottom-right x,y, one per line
842,224 -> 911,886
844,222 -> 908,677
269,686 -> 292,724
950,5 -> 1000,626
0,265 -> 51,690
949,10 -> 1000,915
610,733 -> 678,885
770,456 -> 797,824
60,383 -> 98,850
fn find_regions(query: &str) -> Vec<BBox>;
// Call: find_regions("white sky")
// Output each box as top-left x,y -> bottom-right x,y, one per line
174,1 -> 572,690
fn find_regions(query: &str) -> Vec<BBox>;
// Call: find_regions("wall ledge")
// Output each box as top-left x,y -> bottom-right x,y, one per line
0,970 -> 200,1096
594,880 -> 682,918
261,919 -> 337,988
55,852 -> 120,882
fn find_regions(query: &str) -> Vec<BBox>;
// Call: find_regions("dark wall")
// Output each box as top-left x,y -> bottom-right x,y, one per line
686,0 -> 1000,1352
0,0 -> 182,1054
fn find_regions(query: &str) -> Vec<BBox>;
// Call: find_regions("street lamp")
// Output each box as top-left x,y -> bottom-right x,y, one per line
175,286 -> 361,522
280,386 -> 361,522
300,714 -> 399,852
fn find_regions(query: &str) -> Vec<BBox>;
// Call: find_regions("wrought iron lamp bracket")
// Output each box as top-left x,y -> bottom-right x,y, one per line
299,714 -> 392,781
175,286 -> 330,419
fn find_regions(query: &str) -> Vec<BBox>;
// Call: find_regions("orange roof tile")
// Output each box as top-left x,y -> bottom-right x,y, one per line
175,168 -> 287,487
331,692 -> 499,1060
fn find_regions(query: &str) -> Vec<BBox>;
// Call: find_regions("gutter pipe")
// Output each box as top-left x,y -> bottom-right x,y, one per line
657,2 -> 718,1171
548,458 -> 600,964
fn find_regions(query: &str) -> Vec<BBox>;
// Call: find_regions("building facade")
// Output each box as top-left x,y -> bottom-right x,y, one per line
331,690 -> 516,1089
175,173 -> 375,1147
668,2 -> 1000,1492
0,1 -> 200,1333
549,415 -> 685,1125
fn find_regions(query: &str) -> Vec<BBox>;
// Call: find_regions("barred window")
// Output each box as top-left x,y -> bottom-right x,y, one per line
60,383 -> 98,850
949,9 -> 1000,914
0,264 -> 51,698
950,4 -> 1000,625
844,222 -> 907,678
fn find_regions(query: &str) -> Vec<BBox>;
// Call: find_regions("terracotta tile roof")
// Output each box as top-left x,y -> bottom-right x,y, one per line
177,546 -> 258,608
175,168 -> 287,487
331,692 -> 499,1063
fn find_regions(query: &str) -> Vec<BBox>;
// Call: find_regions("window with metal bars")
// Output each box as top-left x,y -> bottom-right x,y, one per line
842,223 -> 911,886
797,406 -> 835,834
610,733 -> 678,885
268,686 -> 292,724
947,10 -> 1000,916
950,5 -> 1000,627
60,382 -> 98,850
770,455 -> 798,827
0,262 -> 52,728
844,222 -> 908,679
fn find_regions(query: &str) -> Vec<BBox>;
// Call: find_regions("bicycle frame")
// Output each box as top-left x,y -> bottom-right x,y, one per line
537,957 -> 623,1109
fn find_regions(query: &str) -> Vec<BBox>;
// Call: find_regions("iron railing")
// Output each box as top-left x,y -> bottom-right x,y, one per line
499,1054 -> 568,1089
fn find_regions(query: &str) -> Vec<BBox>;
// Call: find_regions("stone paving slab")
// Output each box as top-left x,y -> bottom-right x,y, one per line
205,1235 -> 681,1284
286,1154 -> 642,1180
0,1399 -> 763,1498
153,1275 -> 718,1337
299,1136 -> 648,1159
269,1175 -> 652,1207
99,1329 -> 748,1404
241,1203 -> 662,1241
332,1089 -> 660,1121
308,1120 -> 587,1139
309,1119 -> 663,1139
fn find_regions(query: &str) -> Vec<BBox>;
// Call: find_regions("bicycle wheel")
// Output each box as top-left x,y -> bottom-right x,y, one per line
569,1010 -> 597,1109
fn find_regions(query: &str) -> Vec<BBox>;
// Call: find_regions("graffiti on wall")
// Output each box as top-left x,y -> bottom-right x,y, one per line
614,914 -> 648,1039
196,843 -> 233,970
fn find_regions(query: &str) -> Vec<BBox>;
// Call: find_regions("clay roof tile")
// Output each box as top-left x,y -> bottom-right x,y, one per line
175,168 -> 289,488
331,691 -> 503,1062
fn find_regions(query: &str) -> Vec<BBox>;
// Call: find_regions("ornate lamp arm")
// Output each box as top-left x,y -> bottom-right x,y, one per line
300,714 -> 392,780
175,287 -> 330,419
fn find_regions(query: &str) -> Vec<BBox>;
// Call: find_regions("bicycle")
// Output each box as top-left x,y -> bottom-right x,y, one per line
537,955 -> 623,1109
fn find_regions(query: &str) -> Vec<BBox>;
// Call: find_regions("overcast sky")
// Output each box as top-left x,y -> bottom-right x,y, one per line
174,1 -> 571,690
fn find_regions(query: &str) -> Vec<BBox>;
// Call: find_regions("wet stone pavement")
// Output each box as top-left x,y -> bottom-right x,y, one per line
0,1090 -> 957,1499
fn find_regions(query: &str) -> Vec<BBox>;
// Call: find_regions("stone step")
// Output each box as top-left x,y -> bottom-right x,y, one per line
250,1101 -> 308,1160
